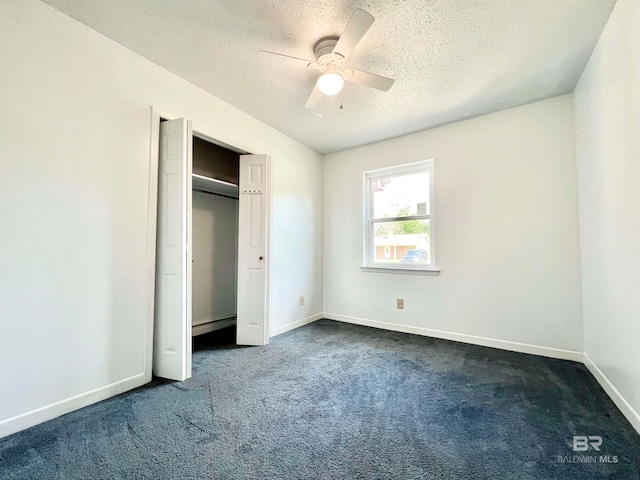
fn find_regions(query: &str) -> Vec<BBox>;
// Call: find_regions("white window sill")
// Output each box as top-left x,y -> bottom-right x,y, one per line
360,266 -> 441,276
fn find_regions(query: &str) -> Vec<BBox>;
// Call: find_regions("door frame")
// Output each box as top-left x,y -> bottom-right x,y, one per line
145,106 -> 272,380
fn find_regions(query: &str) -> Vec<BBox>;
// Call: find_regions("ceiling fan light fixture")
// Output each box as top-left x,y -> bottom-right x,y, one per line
260,9 -> 394,108
317,72 -> 344,96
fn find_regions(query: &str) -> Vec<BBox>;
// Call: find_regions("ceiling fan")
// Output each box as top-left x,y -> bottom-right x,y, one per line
259,9 -> 395,108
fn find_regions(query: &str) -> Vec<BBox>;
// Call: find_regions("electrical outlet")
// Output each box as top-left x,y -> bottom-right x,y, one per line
397,298 -> 404,309
299,295 -> 304,306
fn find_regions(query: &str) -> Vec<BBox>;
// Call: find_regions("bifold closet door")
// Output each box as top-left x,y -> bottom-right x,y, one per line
154,118 -> 193,381
237,154 -> 270,346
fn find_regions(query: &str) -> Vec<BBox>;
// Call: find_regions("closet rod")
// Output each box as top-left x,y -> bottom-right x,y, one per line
192,187 -> 238,201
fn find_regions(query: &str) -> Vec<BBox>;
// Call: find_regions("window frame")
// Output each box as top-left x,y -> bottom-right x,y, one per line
361,160 -> 439,275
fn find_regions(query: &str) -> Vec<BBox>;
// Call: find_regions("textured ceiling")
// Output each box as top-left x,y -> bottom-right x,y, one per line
43,0 -> 616,154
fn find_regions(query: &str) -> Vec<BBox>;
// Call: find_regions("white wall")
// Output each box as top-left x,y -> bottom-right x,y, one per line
192,192 -> 238,326
0,0 -> 322,437
269,133 -> 324,335
323,95 -> 583,355
573,0 -> 640,432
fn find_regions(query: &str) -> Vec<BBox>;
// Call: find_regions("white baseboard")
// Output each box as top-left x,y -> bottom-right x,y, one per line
5,316 -> 638,442
192,317 -> 236,336
583,353 -> 640,435
2,313 -> 321,439
0,372 -> 148,439
192,314 -> 236,327
325,313 -> 640,436
323,313 -> 584,362
270,313 -> 323,337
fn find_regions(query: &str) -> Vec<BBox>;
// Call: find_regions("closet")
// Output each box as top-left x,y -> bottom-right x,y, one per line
191,136 -> 240,336
154,115 -> 270,380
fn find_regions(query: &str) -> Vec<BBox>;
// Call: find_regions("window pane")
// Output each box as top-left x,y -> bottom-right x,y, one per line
373,219 -> 430,264
372,171 -> 429,219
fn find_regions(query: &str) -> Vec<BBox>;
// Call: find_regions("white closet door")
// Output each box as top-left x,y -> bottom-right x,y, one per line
237,154 -> 270,345
154,118 -> 193,380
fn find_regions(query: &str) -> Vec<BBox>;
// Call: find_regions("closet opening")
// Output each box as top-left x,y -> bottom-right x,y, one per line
191,135 -> 242,337
152,113 -> 271,382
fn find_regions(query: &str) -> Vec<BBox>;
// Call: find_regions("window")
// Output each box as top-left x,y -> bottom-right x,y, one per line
362,160 -> 438,274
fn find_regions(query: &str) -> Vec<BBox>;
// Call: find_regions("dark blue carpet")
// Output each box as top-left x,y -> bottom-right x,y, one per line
1,319 -> 639,479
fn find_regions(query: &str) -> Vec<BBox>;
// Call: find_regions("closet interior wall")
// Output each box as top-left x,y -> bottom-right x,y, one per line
191,136 -> 240,336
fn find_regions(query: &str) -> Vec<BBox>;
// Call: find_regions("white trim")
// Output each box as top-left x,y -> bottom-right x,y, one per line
6,315 -> 639,441
583,353 -> 640,435
373,214 -> 429,223
270,313 -> 323,337
323,313 -> 583,362
192,318 -> 236,336
149,106 -> 273,353
360,266 -> 441,275
186,120 -> 194,378
363,160 -> 436,269
193,314 -> 237,327
144,108 -> 160,386
365,160 -> 432,177
0,373 -> 147,439
153,109 -> 253,156
265,156 -> 272,345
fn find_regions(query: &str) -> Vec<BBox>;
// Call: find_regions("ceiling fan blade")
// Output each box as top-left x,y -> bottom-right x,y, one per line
346,69 -> 395,91
304,83 -> 322,109
258,50 -> 315,69
332,9 -> 374,59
